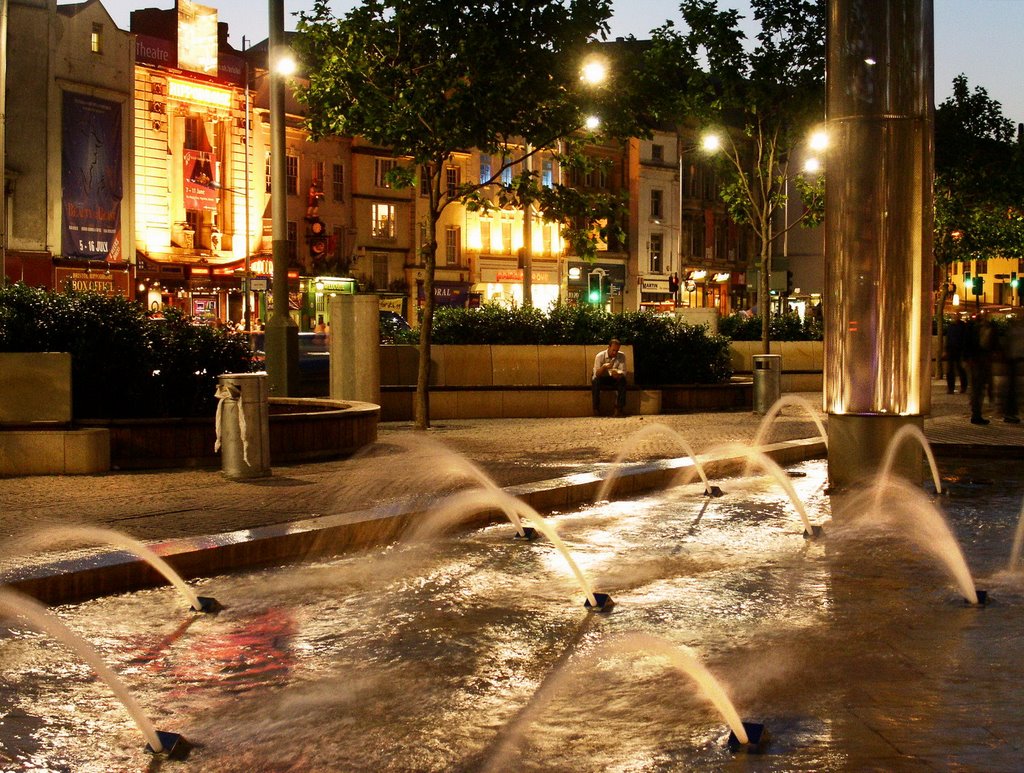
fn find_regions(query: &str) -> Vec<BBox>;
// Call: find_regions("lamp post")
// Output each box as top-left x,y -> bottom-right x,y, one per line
265,0 -> 299,395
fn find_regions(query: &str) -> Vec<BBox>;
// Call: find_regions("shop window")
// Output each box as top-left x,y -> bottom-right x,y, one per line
375,158 -> 397,188
649,233 -> 663,273
91,23 -> 103,54
445,226 -> 460,265
372,203 -> 396,239
332,163 -> 344,201
286,155 -> 299,196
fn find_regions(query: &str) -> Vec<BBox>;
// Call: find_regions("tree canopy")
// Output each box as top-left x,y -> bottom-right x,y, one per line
934,74 -> 1024,265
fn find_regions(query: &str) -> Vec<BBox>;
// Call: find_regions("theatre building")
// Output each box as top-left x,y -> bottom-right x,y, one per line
129,1 -> 256,323
4,0 -> 134,294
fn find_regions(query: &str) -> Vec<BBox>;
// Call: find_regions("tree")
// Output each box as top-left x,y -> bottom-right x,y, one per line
646,0 -> 826,352
934,74 -> 1024,268
295,0 -> 621,429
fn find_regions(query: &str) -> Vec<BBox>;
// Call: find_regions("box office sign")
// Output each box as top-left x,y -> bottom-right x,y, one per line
54,267 -> 130,296
61,92 -> 123,261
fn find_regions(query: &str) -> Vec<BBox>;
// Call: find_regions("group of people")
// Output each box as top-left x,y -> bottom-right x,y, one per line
945,314 -> 1024,425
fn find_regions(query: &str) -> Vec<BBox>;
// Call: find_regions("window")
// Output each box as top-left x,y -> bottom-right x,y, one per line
373,254 -> 389,288
445,226 -> 461,265
542,158 -> 553,188
91,23 -> 103,54
287,221 -> 297,261
500,157 -> 513,186
420,165 -> 431,197
479,154 -> 492,185
702,166 -> 717,200
265,154 -> 272,193
286,155 -> 299,195
480,221 -> 492,253
311,161 -> 325,189
651,143 -> 664,162
446,166 -> 460,198
185,117 -> 203,150
650,233 -> 664,273
976,258 -> 988,275
598,166 -> 608,189
584,168 -> 595,188
650,189 -> 663,220
375,158 -> 397,188
501,221 -> 512,254
332,164 -> 344,201
372,203 -> 396,239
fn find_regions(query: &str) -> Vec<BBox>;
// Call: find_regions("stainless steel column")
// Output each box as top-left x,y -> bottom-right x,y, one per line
825,0 -> 934,487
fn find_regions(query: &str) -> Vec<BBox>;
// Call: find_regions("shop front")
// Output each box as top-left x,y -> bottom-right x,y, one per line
679,268 -> 738,315
639,274 -> 674,313
476,257 -> 560,309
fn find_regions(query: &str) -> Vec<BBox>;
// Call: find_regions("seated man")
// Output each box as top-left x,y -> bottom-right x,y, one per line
592,338 -> 627,416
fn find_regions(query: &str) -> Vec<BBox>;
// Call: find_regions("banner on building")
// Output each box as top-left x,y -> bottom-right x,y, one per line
184,149 -> 219,209
61,92 -> 123,260
177,0 -> 218,77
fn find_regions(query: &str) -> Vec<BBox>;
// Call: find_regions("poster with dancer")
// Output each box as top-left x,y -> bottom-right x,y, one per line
61,91 -> 122,260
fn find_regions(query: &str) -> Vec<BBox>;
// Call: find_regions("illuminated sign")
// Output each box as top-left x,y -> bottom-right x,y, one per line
168,79 -> 232,108
177,0 -> 218,76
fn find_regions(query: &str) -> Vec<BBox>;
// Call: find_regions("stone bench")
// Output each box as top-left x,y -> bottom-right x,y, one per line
0,352 -> 109,475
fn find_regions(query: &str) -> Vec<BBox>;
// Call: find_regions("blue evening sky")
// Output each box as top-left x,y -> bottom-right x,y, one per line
91,0 -> 1024,125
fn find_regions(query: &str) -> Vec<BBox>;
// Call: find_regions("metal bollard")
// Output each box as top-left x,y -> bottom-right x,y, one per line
752,354 -> 782,415
214,373 -> 271,479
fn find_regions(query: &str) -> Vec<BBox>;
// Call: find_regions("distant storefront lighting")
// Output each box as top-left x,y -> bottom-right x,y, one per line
167,78 -> 232,108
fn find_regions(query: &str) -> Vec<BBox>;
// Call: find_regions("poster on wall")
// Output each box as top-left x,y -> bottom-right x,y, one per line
177,0 -> 218,77
184,149 -> 219,210
61,92 -> 123,260
192,295 -> 218,320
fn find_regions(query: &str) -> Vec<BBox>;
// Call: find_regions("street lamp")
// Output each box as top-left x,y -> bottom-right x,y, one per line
580,56 -> 608,87
701,133 -> 722,153
265,0 -> 299,395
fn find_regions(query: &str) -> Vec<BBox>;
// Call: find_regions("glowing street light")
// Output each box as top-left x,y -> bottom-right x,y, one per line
701,133 -> 722,153
803,157 -> 822,174
580,57 -> 608,86
808,129 -> 829,152
584,114 -> 601,131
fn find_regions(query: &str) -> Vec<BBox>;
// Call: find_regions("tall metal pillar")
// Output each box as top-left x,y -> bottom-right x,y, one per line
824,0 -> 934,487
264,0 -> 299,396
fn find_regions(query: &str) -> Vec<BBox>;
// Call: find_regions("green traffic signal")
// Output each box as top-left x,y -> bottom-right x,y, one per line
588,289 -> 602,304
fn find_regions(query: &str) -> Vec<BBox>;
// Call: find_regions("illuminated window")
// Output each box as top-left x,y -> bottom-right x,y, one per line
265,154 -> 272,193
542,158 -> 553,188
91,23 -> 103,54
500,157 -> 512,186
372,203 -> 396,239
332,164 -> 344,201
649,233 -> 663,273
420,165 -> 431,197
480,221 -> 492,253
286,155 -> 298,196
445,226 -> 460,265
479,154 -> 492,185
375,158 -> 396,188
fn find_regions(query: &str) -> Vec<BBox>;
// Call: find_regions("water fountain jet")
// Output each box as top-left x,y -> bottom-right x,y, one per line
596,423 -> 720,501
0,587 -> 190,760
409,487 -> 613,610
12,525 -> 219,613
747,395 -> 828,479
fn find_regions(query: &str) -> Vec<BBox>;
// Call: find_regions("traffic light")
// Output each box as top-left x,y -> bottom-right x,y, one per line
786,270 -> 794,295
973,275 -> 985,296
587,272 -> 604,305
307,217 -> 328,260
1011,272 -> 1019,290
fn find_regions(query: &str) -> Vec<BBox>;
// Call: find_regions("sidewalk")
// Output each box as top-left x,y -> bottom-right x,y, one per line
0,381 -> 1020,551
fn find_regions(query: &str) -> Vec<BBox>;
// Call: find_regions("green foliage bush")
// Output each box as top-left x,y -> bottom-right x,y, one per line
0,284 -> 254,419
430,304 -> 733,384
719,312 -> 823,341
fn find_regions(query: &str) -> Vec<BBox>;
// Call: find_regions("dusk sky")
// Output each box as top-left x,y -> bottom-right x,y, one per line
93,0 -> 1024,125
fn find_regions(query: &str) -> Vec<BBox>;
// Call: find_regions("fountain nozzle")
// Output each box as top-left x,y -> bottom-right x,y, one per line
584,593 -> 614,612
514,527 -> 538,541
703,486 -> 724,497
191,596 -> 222,613
969,589 -> 988,606
145,731 -> 192,760
803,525 -> 823,539
728,721 -> 770,754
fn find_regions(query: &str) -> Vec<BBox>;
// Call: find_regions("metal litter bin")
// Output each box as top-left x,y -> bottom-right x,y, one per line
752,354 -> 782,415
215,373 -> 271,479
